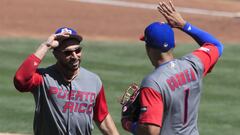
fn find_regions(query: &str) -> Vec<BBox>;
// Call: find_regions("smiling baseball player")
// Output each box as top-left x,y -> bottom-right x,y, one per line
14,27 -> 119,135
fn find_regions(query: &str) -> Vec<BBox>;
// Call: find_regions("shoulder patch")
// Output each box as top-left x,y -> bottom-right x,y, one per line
198,47 -> 210,53
140,106 -> 147,113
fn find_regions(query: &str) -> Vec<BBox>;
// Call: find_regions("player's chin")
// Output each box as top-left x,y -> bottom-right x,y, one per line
68,60 -> 80,70
64,61 -> 80,71
72,62 -> 80,69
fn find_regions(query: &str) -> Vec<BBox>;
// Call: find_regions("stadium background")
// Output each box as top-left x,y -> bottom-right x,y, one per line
0,0 -> 240,134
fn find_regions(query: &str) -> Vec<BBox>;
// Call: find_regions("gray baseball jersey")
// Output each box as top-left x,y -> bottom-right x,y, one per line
32,66 -> 105,135
138,44 -> 220,135
14,54 -> 109,135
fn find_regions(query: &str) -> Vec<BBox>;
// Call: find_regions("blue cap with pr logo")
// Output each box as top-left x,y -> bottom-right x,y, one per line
140,22 -> 175,52
55,27 -> 83,43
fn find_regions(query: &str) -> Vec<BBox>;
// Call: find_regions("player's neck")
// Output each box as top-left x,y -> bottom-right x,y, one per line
63,70 -> 79,82
55,63 -> 79,82
156,53 -> 174,68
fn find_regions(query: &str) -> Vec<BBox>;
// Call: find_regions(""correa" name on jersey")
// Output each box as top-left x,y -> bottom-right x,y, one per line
166,68 -> 197,91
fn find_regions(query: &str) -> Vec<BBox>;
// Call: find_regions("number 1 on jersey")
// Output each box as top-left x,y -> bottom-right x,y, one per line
184,88 -> 190,125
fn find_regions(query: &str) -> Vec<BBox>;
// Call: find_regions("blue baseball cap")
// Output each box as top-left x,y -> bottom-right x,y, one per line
55,27 -> 83,44
140,22 -> 175,52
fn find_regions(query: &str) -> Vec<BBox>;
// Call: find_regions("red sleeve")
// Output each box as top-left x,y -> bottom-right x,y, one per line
93,86 -> 109,123
14,54 -> 43,92
192,43 -> 219,76
138,87 -> 164,127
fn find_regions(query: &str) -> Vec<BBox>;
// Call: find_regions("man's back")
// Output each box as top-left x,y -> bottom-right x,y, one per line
120,1 -> 224,135
141,53 -> 204,135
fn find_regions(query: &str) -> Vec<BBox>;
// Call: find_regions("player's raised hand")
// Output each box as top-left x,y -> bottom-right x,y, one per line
158,0 -> 186,29
44,32 -> 70,49
35,31 -> 71,60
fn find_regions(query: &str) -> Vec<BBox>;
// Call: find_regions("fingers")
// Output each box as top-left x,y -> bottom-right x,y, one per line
158,1 -> 186,28
51,41 -> 59,47
158,5 -> 168,17
158,1 -> 174,14
52,32 -> 70,45
169,0 -> 176,11
158,2 -> 168,17
158,1 -> 173,23
55,31 -> 71,37
45,34 -> 56,45
43,31 -> 71,49
44,33 -> 69,48
162,2 -> 173,13
55,32 -> 70,39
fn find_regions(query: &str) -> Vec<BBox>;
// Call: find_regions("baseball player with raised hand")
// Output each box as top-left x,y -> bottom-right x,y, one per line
14,27 -> 119,135
121,1 -> 223,135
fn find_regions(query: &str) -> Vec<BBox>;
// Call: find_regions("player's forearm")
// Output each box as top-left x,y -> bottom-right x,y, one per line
97,114 -> 120,135
34,43 -> 51,60
182,22 -> 218,45
182,22 -> 223,56
14,54 -> 42,92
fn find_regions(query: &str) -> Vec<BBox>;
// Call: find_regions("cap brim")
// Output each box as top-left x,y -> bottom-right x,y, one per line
69,35 -> 83,43
139,35 -> 145,41
56,34 -> 83,44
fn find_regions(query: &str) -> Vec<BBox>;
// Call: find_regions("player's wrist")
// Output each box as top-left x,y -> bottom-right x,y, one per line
41,42 -> 52,49
180,21 -> 187,29
182,22 -> 191,31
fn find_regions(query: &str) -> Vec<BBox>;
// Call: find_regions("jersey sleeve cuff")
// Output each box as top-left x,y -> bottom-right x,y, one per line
30,54 -> 41,64
138,118 -> 162,127
182,22 -> 191,32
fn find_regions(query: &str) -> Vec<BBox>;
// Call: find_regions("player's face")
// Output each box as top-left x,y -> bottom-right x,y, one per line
54,39 -> 82,71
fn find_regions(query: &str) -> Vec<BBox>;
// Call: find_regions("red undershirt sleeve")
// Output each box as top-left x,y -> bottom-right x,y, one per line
138,87 -> 164,127
14,54 -> 43,92
93,86 -> 109,123
192,43 -> 220,76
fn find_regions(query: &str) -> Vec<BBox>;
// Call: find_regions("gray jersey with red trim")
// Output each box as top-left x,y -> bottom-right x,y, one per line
32,66 -> 102,135
141,54 -> 204,135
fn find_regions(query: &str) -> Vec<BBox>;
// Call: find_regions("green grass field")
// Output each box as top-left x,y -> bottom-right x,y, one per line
0,38 -> 239,135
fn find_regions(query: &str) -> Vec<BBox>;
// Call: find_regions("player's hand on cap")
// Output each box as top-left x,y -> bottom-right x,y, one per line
158,0 -> 186,29
43,32 -> 70,49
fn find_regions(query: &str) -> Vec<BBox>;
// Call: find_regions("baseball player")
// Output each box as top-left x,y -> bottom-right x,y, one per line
121,1 -> 224,135
14,27 -> 119,135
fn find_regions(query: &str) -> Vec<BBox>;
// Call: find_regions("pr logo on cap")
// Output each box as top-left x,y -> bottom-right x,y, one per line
54,27 -> 83,43
60,28 -> 73,34
55,27 -> 78,35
